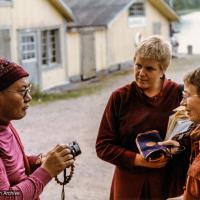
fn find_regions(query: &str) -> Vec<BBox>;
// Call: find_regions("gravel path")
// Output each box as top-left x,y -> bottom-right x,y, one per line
13,55 -> 200,200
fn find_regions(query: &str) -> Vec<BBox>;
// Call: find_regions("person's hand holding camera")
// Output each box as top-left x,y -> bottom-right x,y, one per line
41,144 -> 74,177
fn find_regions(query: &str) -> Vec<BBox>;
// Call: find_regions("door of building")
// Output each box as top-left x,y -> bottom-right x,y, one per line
19,31 -> 39,86
0,29 -> 11,59
80,30 -> 96,80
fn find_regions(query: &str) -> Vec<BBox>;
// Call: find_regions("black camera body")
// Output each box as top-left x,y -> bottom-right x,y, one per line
68,141 -> 81,157
55,141 -> 81,185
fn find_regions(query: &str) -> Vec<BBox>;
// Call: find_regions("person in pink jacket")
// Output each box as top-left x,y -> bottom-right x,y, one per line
0,58 -> 74,199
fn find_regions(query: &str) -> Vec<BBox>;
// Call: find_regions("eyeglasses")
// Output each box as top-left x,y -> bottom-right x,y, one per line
182,91 -> 200,99
6,84 -> 32,98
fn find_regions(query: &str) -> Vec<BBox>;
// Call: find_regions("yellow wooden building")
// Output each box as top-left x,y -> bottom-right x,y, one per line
0,0 -> 179,90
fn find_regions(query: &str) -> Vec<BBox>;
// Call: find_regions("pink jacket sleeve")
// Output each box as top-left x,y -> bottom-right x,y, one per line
0,158 -> 51,200
27,155 -> 41,173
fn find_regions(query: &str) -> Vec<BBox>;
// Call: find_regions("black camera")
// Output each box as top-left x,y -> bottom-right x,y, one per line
55,141 -> 81,185
68,141 -> 81,157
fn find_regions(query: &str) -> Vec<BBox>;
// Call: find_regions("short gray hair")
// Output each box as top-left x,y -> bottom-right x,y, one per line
134,35 -> 172,71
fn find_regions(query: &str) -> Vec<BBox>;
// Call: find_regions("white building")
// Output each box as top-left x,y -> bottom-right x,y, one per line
175,11 -> 200,54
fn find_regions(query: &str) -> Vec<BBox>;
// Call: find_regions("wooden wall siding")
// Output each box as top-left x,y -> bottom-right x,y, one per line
0,29 -> 11,59
80,30 -> 96,80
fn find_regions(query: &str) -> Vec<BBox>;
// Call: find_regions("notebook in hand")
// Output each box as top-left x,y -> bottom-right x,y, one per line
136,130 -> 168,161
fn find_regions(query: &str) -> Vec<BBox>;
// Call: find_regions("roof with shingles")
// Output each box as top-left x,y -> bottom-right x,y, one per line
63,0 -> 135,27
63,0 -> 179,28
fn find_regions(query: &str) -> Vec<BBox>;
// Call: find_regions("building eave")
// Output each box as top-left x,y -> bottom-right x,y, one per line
148,0 -> 180,21
49,0 -> 74,22
107,0 -> 136,27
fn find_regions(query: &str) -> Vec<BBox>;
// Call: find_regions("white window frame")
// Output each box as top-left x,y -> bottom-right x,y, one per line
41,29 -> 61,69
0,0 -> 13,6
129,2 -> 145,17
128,2 -> 146,27
20,32 -> 37,63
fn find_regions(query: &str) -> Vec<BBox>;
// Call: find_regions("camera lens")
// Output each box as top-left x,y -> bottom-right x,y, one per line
68,141 -> 81,157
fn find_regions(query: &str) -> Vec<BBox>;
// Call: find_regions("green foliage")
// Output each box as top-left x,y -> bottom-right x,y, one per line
31,84 -> 101,105
172,0 -> 200,11
30,69 -> 131,105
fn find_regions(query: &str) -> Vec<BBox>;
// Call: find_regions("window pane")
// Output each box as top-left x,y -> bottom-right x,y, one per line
41,30 -> 48,65
20,33 -> 36,61
41,29 -> 60,67
42,59 -> 47,65
129,3 -> 145,17
51,57 -> 56,62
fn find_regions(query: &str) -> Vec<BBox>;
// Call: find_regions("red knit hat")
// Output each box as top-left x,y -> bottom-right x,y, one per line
0,58 -> 29,91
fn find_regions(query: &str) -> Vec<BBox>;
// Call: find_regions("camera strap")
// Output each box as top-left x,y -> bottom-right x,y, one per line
61,185 -> 65,200
55,164 -> 75,200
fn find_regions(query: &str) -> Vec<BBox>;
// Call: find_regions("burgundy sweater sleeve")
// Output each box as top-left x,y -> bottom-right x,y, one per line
96,92 -> 136,169
0,158 -> 51,200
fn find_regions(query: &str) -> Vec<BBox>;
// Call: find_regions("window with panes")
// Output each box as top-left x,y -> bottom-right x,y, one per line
129,2 -> 145,17
41,29 -> 60,68
20,33 -> 37,62
0,0 -> 12,6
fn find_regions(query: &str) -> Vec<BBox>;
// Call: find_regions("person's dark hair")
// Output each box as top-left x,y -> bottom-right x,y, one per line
184,67 -> 200,95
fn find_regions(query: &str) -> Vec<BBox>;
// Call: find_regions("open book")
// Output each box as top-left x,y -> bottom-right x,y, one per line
136,106 -> 193,161
136,130 -> 168,161
136,122 -> 192,161
165,106 -> 192,140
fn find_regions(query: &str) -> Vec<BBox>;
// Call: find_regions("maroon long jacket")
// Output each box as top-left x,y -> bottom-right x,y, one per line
96,80 -> 182,200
